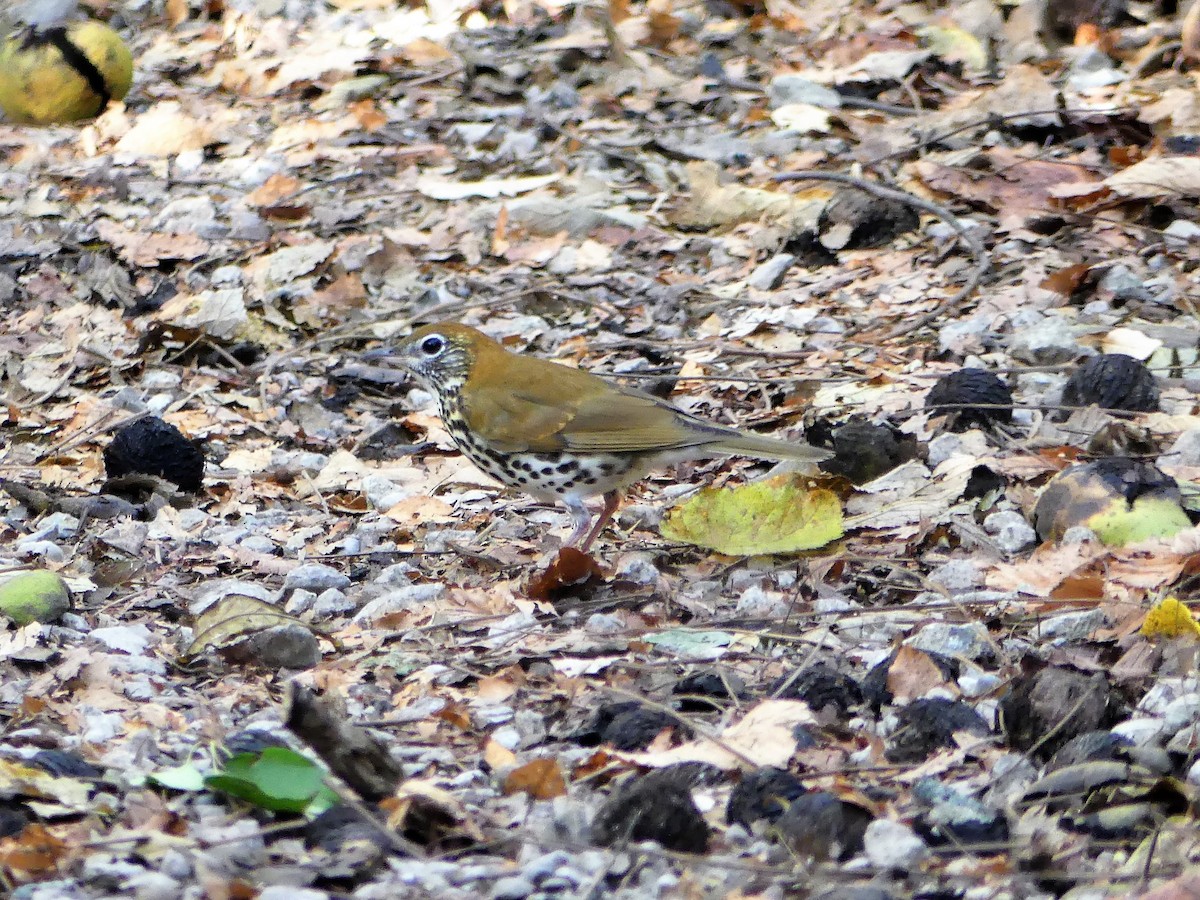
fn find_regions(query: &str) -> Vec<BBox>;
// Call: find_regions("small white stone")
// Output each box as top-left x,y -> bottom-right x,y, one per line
905,621 -> 992,660
1164,694 -> 1200,732
863,818 -> 928,870
928,560 -> 981,591
1038,608 -> 1108,641
283,563 -> 350,592
354,583 -> 443,622
735,585 -> 790,618
1110,717 -> 1167,746
983,510 -> 1037,553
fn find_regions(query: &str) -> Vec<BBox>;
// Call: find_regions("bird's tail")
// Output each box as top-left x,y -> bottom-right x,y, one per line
706,431 -> 832,464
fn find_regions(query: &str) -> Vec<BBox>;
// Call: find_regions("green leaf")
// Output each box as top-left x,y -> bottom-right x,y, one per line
660,475 -> 843,555
147,762 -> 207,792
205,748 -> 338,815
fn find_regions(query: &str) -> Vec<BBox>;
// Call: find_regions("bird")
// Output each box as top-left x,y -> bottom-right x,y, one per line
380,323 -> 831,551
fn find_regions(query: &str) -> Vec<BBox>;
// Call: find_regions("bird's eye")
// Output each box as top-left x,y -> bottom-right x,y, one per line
419,335 -> 446,356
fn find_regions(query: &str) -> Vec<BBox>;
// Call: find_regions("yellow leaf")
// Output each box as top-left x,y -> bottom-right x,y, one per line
917,25 -> 988,71
660,475 -> 843,555
1141,597 -> 1200,640
183,594 -> 318,659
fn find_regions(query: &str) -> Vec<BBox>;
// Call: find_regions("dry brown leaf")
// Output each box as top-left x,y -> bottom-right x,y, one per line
623,699 -> 816,770
887,645 -> 957,703
1105,157 -> 1200,199
502,758 -> 568,800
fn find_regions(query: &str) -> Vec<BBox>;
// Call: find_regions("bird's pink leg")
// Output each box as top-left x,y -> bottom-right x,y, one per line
563,496 -> 593,548
579,491 -> 622,552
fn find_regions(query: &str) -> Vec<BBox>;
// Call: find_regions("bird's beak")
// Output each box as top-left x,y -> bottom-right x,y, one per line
362,346 -> 409,369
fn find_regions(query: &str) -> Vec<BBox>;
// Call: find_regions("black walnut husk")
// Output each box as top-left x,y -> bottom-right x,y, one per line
726,767 -> 807,828
103,416 -> 205,492
925,368 -> 1014,431
592,769 -> 710,853
1059,354 -> 1159,415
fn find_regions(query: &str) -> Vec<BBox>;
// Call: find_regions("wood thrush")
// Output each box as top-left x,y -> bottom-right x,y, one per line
383,323 -> 831,550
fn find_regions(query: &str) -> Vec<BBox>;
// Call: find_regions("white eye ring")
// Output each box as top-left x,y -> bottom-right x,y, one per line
419,334 -> 446,356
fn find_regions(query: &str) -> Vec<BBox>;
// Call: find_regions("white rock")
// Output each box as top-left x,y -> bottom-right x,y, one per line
863,818 -> 928,870
354,583 -> 443,622
928,560 -> 981,591
91,624 -> 153,655
1164,694 -> 1200,733
1140,677 -> 1200,716
983,509 -> 1037,553
959,672 -> 1002,698
736,585 -> 790,618
1037,609 -> 1108,642
1110,717 -> 1167,746
283,563 -> 350,592
905,621 -> 992,660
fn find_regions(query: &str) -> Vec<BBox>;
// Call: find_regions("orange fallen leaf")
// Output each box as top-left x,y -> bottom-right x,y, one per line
503,758 -> 567,800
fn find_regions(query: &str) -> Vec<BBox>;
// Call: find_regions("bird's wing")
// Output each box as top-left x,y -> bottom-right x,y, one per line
462,358 -> 718,454
463,386 -> 576,452
552,388 -> 721,453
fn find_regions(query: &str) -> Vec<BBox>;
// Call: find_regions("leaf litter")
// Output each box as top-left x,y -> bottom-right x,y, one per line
1,0 -> 1200,896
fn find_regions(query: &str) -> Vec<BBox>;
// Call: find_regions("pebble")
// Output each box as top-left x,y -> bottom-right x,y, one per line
513,709 -> 548,748
374,562 -> 418,585
15,539 -> 65,563
617,503 -> 661,530
1060,525 -> 1098,544
1140,677 -> 1200,716
1165,220 -> 1200,245
905,622 -> 992,661
1110,717 -> 1167,746
1007,314 -> 1084,365
11,880 -> 84,900
863,818 -> 928,870
584,613 -> 625,634
361,474 -> 409,510
312,588 -> 356,617
1098,264 -> 1152,302
1037,609 -> 1108,642
808,316 -> 845,333
91,624 -> 153,655
736,585 -> 790,618
927,560 -> 981,591
354,583 -> 444,622
124,872 -> 182,900
1163,694 -> 1200,732
768,75 -> 842,108
159,849 -> 193,881
614,553 -> 659,585
523,850 -> 571,883
938,313 -> 993,356
210,265 -> 244,286
240,535 -> 276,554
283,563 -> 350,593
959,671 -> 1002,698
239,623 -> 321,669
450,863 -> 504,885
1166,429 -> 1200,466
983,510 -> 1037,553
285,589 -> 317,615
258,889 -> 329,900
489,875 -> 535,899
747,253 -> 796,290
1065,47 -> 1124,90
